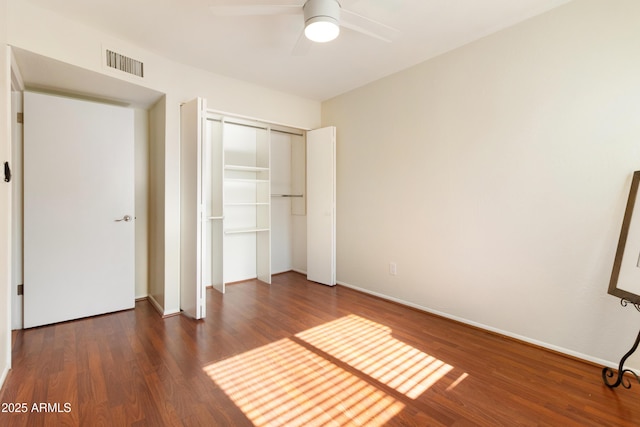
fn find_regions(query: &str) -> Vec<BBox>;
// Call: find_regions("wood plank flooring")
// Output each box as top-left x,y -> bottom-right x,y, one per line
1,271 -> 639,426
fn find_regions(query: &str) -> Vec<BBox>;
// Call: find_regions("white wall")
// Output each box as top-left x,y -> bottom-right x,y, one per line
323,0 -> 640,369
5,0 -> 321,316
0,0 -> 12,389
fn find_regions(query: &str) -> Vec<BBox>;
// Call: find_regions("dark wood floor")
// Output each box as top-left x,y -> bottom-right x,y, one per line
1,271 -> 639,426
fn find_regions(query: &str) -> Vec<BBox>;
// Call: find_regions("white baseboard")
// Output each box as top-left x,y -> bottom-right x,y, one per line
147,294 -> 180,317
336,279 -> 618,370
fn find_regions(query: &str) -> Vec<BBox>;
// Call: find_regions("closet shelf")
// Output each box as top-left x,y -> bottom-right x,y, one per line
224,178 -> 270,184
224,227 -> 270,235
224,202 -> 269,206
224,164 -> 269,172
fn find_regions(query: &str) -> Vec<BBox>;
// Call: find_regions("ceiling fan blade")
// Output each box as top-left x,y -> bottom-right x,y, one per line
210,4 -> 301,16
340,8 -> 399,43
292,29 -> 312,56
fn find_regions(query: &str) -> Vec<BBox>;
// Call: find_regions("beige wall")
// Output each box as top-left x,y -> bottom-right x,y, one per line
148,97 -> 166,311
323,0 -> 640,368
0,0 -> 12,388
133,108 -> 148,299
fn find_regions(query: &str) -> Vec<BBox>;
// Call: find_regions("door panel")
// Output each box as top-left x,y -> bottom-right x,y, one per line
180,98 -> 207,318
307,126 -> 336,286
23,91 -> 135,328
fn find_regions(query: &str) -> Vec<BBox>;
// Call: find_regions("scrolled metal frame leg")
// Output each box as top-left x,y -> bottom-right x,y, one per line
602,325 -> 640,388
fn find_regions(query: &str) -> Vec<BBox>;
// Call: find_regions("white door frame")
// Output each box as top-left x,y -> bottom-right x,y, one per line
10,51 -> 24,330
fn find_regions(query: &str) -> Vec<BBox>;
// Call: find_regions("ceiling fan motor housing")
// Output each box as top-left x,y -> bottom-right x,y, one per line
303,0 -> 341,27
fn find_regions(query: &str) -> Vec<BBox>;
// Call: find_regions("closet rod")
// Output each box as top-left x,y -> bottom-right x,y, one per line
270,128 -> 305,137
206,112 -> 305,136
271,194 -> 304,198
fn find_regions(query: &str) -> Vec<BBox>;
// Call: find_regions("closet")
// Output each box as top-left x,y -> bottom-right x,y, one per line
180,98 -> 335,319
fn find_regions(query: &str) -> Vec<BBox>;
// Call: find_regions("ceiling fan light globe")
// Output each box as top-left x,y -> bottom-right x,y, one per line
305,17 -> 340,42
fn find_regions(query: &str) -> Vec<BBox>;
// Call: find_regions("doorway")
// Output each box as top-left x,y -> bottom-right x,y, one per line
10,48 -> 162,329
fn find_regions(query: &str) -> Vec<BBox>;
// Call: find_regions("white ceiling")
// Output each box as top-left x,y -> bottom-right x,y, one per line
21,0 -> 572,101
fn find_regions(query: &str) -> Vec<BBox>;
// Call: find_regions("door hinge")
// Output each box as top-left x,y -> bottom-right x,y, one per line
16,112 -> 23,124
17,284 -> 23,295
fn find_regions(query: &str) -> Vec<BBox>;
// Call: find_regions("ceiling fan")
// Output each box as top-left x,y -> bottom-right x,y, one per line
210,0 -> 399,55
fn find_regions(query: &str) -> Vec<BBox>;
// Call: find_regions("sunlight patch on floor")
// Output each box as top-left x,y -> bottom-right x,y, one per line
204,338 -> 404,426
203,314 -> 465,426
446,373 -> 469,391
296,314 -> 454,399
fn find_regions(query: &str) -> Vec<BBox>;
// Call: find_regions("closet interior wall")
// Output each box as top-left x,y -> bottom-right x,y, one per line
271,129 -> 306,275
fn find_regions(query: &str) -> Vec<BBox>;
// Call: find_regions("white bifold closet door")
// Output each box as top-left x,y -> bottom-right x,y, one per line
180,98 -> 208,319
23,91 -> 135,328
307,126 -> 336,286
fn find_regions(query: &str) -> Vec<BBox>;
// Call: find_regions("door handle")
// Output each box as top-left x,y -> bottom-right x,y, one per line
115,215 -> 133,222
4,161 -> 10,183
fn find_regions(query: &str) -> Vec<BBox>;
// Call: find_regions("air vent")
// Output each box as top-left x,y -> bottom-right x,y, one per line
105,49 -> 144,78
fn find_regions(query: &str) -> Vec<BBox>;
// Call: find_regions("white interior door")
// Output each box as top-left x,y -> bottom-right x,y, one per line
307,126 -> 336,286
23,91 -> 135,328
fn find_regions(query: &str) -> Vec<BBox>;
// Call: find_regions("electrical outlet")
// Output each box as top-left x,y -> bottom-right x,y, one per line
389,262 -> 397,276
